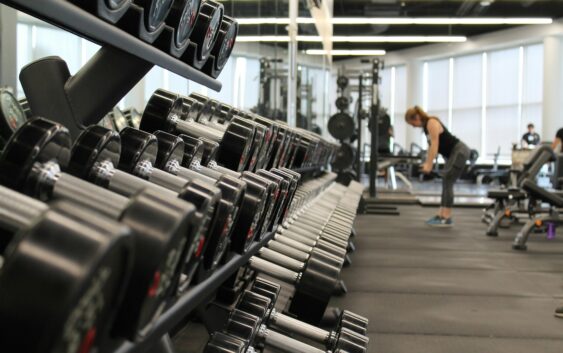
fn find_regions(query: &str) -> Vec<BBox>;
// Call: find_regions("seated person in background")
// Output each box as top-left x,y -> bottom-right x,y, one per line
522,123 -> 541,148
551,127 -> 563,152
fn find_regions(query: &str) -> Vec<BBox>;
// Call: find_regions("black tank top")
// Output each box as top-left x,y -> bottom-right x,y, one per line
423,119 -> 459,158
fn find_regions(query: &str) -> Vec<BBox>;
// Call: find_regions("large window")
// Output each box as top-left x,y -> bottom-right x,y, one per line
392,66 -> 408,149
522,44 -> 543,136
486,47 -> 520,157
452,53 -> 482,154
423,59 -> 450,127
422,43 -> 544,161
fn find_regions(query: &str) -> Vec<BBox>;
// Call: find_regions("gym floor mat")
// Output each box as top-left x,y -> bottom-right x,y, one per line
333,205 -> 563,352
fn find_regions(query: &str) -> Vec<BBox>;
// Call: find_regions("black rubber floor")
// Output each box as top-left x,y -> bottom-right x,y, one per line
331,206 -> 563,353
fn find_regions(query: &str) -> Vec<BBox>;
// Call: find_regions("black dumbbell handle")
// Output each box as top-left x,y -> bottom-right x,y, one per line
172,115 -> 225,143
33,161 -> 130,220
133,159 -> 190,193
171,161 -> 218,185
93,160 -> 178,200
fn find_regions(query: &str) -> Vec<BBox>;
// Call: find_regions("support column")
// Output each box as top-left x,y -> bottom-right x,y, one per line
405,59 -> 423,147
286,0 -> 298,127
542,36 -> 563,141
0,6 -> 18,90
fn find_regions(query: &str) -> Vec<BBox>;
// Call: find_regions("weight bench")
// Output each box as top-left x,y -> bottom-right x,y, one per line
512,180 -> 563,250
483,145 -> 555,236
483,188 -> 528,236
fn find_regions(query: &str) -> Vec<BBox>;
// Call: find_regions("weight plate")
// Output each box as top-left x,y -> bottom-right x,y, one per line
106,0 -> 128,9
216,122 -> 254,172
178,134 -> 206,166
189,1 -> 224,62
140,89 -> 184,134
331,143 -> 356,171
168,0 -> 201,48
146,0 -> 174,32
328,112 -> 355,141
0,89 -> 27,141
0,118 -> 71,195
337,76 -> 349,89
214,17 -> 238,70
0,202 -> 133,353
68,125 -> 121,186
204,331 -> 247,353
335,96 -> 351,111
118,127 -> 159,173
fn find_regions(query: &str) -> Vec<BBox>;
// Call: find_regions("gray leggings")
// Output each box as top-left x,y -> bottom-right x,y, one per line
441,142 -> 470,208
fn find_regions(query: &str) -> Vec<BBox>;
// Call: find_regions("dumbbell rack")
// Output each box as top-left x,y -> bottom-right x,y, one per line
1,2 -> 333,352
1,0 -> 222,137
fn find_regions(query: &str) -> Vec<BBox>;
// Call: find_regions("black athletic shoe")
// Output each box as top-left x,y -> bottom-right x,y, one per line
555,306 -> 563,318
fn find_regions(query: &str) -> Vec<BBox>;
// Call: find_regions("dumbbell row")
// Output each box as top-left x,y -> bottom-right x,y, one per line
140,89 -> 339,174
70,0 -> 238,78
0,118 -> 345,352
247,278 -> 369,351
203,278 -> 369,353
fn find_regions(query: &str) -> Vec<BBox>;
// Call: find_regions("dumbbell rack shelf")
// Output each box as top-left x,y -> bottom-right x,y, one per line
2,0 -> 221,91
114,230 -> 276,353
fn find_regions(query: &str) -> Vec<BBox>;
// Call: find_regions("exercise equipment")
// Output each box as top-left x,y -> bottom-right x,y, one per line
0,186 -> 133,353
328,112 -> 355,141
244,278 -> 369,350
0,118 -> 197,340
141,89 -> 254,172
513,180 -> 563,250
68,125 -> 221,290
152,130 -> 246,277
332,143 -> 356,171
335,96 -> 351,111
202,16 -> 239,78
166,0 -> 201,50
175,133 -> 269,254
184,0 -> 224,69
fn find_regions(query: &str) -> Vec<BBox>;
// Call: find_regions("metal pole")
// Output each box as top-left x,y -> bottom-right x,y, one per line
369,59 -> 382,198
357,74 -> 363,181
287,0 -> 298,127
